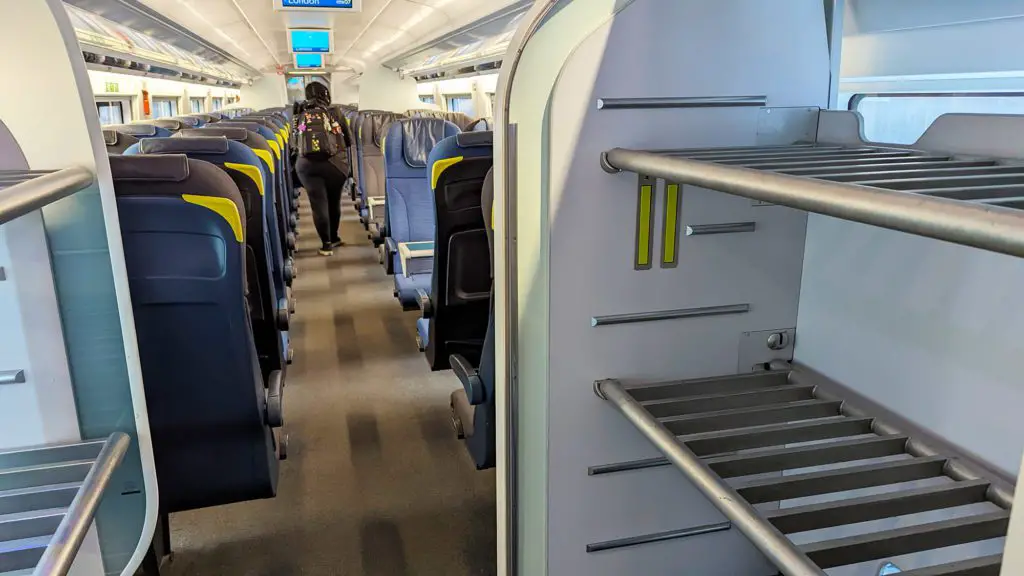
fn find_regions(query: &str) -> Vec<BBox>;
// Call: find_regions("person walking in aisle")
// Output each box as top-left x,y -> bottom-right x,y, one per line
293,81 -> 353,255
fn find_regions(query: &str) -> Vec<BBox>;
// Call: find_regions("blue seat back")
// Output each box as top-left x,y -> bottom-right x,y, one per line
109,154 -> 279,511
384,118 -> 460,246
423,131 -> 494,370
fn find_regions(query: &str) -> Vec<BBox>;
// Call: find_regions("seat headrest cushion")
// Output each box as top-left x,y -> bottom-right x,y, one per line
140,137 -> 229,155
109,154 -> 189,182
180,128 -> 249,141
455,131 -> 492,148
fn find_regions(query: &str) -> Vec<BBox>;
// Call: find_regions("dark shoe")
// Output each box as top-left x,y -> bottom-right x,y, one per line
331,238 -> 343,248
318,243 -> 334,256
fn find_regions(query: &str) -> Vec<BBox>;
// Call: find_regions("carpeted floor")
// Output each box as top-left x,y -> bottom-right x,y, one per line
165,194 -> 497,576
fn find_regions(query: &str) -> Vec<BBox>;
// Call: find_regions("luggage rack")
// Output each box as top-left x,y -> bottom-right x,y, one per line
595,372 -> 1012,576
601,143 -> 1024,258
0,433 -> 130,575
598,143 -> 1023,574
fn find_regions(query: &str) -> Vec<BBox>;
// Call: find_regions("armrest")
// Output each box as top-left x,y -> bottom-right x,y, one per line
265,370 -> 284,428
385,236 -> 398,255
450,354 -> 484,405
368,196 -> 386,207
384,237 -> 397,275
417,288 -> 434,318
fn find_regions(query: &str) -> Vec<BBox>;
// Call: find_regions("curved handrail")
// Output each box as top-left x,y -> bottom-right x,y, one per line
0,167 -> 94,226
34,432 -> 131,576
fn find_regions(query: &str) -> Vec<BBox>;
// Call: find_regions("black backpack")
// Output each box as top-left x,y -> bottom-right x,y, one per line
296,106 -> 342,160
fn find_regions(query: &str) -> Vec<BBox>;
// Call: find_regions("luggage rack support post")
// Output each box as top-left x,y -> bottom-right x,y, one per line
594,379 -> 826,576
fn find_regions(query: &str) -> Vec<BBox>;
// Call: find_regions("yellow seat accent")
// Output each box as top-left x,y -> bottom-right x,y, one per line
182,194 -> 243,242
276,134 -> 284,149
224,162 -> 265,197
432,156 -> 464,189
252,147 -> 276,172
268,140 -> 281,160
280,128 -> 289,143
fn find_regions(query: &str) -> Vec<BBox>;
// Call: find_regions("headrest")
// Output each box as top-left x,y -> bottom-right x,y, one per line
180,127 -> 249,141
109,154 -> 189,182
468,118 -> 492,132
402,119 -> 453,168
455,131 -> 492,148
444,112 -> 474,130
174,117 -> 202,127
140,137 -> 230,155
369,113 -> 403,147
147,119 -> 184,131
216,121 -> 273,138
108,124 -> 158,137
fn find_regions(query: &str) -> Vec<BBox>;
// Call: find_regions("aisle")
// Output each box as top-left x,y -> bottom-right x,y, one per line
165,193 -> 497,575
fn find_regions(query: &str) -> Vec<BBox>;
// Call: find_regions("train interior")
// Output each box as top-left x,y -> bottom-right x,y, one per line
1,1 -> 1024,575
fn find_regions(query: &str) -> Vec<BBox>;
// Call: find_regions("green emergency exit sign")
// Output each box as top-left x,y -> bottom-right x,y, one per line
104,81 -> 119,93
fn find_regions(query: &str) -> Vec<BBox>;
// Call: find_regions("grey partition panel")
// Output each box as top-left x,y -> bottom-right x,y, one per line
532,0 -> 830,573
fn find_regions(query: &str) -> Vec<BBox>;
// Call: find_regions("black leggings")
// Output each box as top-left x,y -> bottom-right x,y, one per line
296,156 -> 349,246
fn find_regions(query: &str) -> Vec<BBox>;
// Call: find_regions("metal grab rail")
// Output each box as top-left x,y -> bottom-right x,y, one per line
594,379 -> 826,576
601,148 -> 1024,259
0,167 -> 94,226
34,432 -> 131,576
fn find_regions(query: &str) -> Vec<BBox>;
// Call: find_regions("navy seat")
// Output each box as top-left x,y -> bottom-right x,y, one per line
107,123 -> 171,139
125,136 -> 289,376
219,120 -> 295,254
382,117 -> 460,308
418,132 -> 494,368
236,115 -> 296,220
109,154 -> 283,511
185,127 -> 295,290
190,113 -> 218,125
356,111 -> 404,224
104,129 -> 139,155
450,167 -> 496,470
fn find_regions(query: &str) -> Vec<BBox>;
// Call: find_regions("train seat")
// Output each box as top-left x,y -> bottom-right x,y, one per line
107,123 -> 172,139
418,131 -> 494,368
142,118 -> 185,133
467,118 -> 492,132
109,154 -> 282,512
218,120 -> 296,253
185,127 -> 294,290
235,115 -> 295,215
382,117 -> 460,308
358,112 -> 404,230
125,136 -> 289,376
103,129 -> 139,155
173,116 -> 204,128
190,113 -> 218,124
449,167 -> 496,470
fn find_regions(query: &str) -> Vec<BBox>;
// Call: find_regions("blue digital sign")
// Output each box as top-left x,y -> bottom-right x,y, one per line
289,29 -> 332,53
281,0 -> 354,8
295,53 -> 324,69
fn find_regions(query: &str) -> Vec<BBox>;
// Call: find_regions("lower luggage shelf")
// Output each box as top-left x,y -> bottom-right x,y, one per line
0,433 -> 129,575
595,370 -> 1012,575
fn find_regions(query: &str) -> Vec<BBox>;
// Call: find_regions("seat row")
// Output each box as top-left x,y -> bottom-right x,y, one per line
342,106 -> 498,470
97,106 -> 301,514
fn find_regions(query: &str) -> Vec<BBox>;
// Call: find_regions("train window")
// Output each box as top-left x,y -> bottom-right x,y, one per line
446,94 -> 475,117
419,94 -> 436,105
152,97 -> 178,119
212,97 -> 224,111
189,97 -> 205,113
95,100 -> 124,125
851,92 -> 1024,144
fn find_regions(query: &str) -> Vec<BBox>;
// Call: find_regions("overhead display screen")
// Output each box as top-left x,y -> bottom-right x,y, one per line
289,29 -> 333,53
294,53 -> 324,69
276,0 -> 361,11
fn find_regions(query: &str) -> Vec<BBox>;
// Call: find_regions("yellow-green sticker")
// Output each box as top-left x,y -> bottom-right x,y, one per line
635,175 -> 655,270
661,183 -> 681,267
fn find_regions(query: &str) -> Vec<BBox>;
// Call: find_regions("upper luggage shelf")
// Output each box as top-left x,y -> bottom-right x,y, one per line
601,143 -> 1024,259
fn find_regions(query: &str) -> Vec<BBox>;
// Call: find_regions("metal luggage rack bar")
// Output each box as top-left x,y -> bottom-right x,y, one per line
601,143 -> 1024,259
0,168 -> 94,226
595,370 -> 1013,576
0,432 -> 129,575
